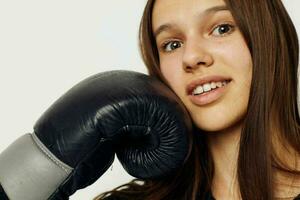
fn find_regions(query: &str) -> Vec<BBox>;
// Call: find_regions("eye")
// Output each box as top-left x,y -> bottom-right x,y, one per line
211,23 -> 235,36
161,40 -> 183,52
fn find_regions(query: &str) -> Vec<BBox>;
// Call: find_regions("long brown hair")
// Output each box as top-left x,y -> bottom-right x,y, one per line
95,0 -> 300,199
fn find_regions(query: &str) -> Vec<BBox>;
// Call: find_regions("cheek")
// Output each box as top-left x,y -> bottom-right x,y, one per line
160,57 -> 183,91
215,40 -> 253,93
228,42 -> 253,91
216,39 -> 252,69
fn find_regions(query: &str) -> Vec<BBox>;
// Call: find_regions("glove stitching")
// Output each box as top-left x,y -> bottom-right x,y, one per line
31,133 -> 73,174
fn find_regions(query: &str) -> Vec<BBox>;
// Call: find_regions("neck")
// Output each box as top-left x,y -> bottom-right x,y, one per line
206,120 -> 243,199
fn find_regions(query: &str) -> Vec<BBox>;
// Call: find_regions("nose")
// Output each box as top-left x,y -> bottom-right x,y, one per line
182,40 -> 214,72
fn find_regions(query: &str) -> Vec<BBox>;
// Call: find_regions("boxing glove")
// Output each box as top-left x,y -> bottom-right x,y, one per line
0,70 -> 192,200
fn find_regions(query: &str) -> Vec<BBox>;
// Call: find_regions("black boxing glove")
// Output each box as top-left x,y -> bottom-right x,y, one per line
0,70 -> 192,200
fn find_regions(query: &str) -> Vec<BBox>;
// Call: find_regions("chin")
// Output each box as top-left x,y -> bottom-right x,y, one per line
191,114 -> 236,133
195,122 -> 229,132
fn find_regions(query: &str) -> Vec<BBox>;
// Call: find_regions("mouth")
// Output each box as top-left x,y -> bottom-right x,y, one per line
187,79 -> 232,106
187,77 -> 232,96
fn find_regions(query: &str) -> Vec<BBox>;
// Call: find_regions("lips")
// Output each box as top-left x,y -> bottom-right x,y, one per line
186,75 -> 232,95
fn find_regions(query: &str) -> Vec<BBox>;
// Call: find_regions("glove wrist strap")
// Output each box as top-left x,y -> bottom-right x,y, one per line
0,133 -> 73,200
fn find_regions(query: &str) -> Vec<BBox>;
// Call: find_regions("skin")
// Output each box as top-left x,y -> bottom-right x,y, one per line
152,0 -> 299,199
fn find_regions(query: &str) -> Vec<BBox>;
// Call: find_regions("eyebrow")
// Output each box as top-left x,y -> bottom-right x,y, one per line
154,5 -> 229,38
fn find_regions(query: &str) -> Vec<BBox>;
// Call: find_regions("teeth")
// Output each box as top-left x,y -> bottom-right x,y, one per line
203,83 -> 211,92
193,85 -> 204,94
210,82 -> 217,89
192,81 -> 229,95
216,82 -> 222,87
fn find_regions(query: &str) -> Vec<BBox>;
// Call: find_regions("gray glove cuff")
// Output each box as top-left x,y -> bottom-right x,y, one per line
0,133 -> 73,200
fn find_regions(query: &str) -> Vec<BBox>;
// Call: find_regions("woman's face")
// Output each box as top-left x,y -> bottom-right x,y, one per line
152,0 -> 253,132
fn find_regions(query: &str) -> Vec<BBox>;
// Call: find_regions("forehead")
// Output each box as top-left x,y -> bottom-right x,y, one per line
152,0 -> 227,28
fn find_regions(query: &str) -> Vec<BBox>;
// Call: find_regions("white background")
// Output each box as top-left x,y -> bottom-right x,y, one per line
0,0 -> 299,199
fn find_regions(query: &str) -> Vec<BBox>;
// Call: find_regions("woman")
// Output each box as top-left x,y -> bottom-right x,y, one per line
95,0 -> 300,199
